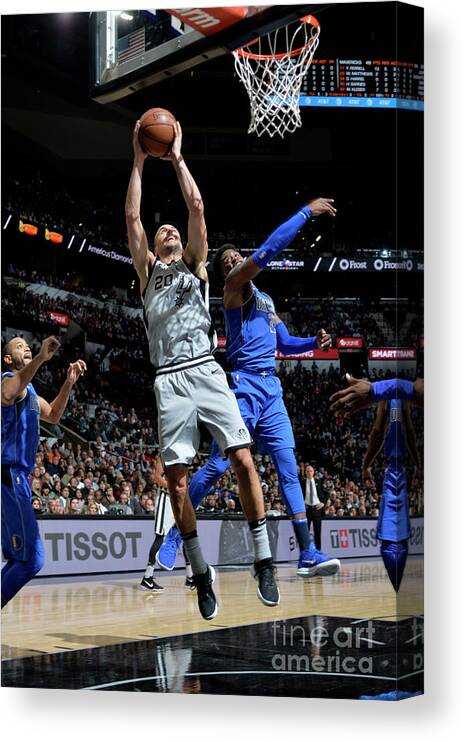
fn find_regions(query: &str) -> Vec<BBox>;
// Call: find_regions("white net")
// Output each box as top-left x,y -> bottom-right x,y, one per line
233,16 -> 320,139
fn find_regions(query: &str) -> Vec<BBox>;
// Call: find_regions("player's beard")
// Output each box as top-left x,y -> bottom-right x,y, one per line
12,353 -> 30,371
160,238 -> 183,261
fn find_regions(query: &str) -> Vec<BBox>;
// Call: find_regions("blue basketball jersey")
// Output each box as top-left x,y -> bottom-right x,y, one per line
384,399 -> 407,463
224,286 -> 277,372
1,372 -> 41,473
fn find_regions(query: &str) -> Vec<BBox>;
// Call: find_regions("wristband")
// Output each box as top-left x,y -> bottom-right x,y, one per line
371,378 -> 414,402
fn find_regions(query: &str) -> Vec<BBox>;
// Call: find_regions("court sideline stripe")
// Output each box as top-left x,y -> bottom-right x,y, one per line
81,668 -> 423,691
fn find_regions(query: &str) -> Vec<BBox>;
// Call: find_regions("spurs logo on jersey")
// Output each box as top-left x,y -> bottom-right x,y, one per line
143,258 -> 217,372
174,275 -> 193,308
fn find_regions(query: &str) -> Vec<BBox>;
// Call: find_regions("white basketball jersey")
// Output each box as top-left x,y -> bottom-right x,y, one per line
143,258 -> 217,373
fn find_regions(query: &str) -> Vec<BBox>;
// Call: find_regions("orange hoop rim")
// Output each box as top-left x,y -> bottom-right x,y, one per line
234,15 -> 320,61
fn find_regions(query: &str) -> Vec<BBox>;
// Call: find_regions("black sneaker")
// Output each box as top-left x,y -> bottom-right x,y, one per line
192,565 -> 218,620
252,558 -> 280,606
185,575 -> 195,590
140,576 -> 164,592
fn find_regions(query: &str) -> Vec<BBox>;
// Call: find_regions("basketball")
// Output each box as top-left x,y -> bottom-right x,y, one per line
138,108 -> 176,158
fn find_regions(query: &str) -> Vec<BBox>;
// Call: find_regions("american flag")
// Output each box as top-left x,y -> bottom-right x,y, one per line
117,27 -> 146,64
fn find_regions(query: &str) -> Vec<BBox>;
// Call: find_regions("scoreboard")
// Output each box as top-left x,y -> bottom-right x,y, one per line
300,59 -> 424,110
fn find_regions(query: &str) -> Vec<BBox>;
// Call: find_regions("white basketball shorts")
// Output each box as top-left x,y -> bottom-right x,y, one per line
154,360 -> 252,466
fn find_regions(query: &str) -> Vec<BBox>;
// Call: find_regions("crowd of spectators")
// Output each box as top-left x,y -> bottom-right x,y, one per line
23,362 -> 423,520
2,265 -> 423,521
3,170 -> 423,260
4,172 -> 264,258
280,296 -> 423,349
4,264 -> 141,309
3,267 -> 423,350
2,280 -> 147,347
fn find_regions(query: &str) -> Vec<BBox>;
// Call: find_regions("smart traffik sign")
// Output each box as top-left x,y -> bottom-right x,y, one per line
368,348 -> 417,360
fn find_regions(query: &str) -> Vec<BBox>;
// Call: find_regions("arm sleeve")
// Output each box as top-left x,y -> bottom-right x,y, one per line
371,378 -> 414,402
275,321 -> 318,355
251,206 -> 312,269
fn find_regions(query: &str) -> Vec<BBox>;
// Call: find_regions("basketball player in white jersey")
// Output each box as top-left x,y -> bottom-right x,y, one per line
125,120 -> 279,619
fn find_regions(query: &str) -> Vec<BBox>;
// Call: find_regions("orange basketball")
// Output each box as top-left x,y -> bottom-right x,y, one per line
138,108 -> 176,158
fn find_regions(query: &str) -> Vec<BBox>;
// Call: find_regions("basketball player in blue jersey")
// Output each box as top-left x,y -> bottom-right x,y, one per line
158,197 -> 341,578
361,398 -> 420,591
1,336 -> 86,608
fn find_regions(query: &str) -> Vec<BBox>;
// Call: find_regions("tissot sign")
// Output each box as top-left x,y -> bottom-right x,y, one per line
25,516 -> 423,576
324,517 -> 424,557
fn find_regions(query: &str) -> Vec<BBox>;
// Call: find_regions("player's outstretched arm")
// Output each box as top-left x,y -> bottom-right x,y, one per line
361,401 -> 388,481
274,317 -> 332,354
329,374 -> 373,416
329,375 -> 424,416
225,197 -> 336,291
125,121 -> 152,292
39,360 -> 87,424
1,337 -> 60,407
165,122 -> 208,274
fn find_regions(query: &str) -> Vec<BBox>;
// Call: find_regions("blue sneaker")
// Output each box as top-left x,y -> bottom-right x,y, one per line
156,526 -> 182,571
297,544 -> 341,577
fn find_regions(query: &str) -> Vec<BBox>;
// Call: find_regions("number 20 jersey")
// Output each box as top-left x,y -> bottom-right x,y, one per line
143,258 -> 217,373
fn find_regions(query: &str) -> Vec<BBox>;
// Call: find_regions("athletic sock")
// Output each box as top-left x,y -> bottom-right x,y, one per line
380,539 -> 408,592
183,545 -> 193,577
144,534 -> 164,577
181,530 -> 207,576
292,516 -> 311,552
248,517 -> 272,563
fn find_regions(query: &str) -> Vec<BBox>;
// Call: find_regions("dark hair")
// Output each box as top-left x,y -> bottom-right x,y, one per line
212,243 -> 238,283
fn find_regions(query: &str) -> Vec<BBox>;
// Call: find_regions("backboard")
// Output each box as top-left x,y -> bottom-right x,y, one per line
90,6 -> 319,103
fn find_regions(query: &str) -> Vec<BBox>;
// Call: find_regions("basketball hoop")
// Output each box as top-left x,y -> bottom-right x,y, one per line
233,15 -> 320,138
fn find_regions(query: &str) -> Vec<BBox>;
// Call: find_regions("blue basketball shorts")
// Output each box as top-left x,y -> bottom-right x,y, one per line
1,465 -> 41,562
230,370 -> 295,452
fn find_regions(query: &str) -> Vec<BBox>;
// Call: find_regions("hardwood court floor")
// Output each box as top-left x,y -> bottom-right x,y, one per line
2,558 -> 423,662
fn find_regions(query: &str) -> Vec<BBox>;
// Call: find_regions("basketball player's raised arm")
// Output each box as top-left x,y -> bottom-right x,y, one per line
224,197 -> 336,291
1,337 -> 60,406
362,402 -> 388,480
125,121 -> 153,292
38,360 -> 86,424
167,122 -> 208,273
